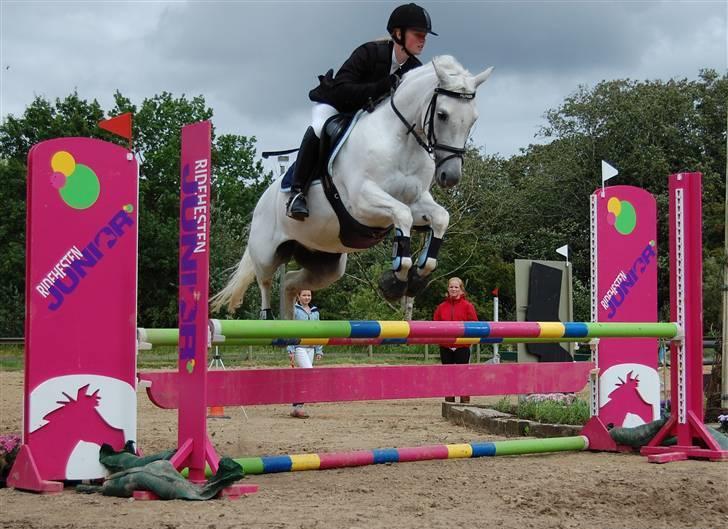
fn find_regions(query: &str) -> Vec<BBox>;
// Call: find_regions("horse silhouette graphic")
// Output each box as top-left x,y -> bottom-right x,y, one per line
27,384 -> 126,479
600,371 -> 654,427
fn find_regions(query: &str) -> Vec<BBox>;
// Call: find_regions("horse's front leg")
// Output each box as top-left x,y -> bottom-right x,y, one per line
407,193 -> 450,297
350,181 -> 414,302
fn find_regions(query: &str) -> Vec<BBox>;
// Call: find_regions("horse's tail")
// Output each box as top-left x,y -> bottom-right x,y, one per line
210,247 -> 255,313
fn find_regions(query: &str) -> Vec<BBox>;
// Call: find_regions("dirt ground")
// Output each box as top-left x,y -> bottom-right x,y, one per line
1,370 -> 726,529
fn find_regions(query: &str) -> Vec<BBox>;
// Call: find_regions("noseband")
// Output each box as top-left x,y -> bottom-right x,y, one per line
390,86 -> 475,168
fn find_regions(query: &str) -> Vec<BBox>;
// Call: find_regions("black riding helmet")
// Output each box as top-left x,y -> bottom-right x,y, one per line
387,3 -> 437,36
387,3 -> 437,57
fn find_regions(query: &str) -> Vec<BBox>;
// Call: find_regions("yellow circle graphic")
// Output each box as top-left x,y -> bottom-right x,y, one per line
607,197 -> 622,215
51,151 -> 76,176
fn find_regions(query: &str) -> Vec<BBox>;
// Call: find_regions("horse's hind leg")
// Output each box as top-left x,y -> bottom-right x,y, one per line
251,241 -> 293,320
281,253 -> 347,319
257,273 -> 276,320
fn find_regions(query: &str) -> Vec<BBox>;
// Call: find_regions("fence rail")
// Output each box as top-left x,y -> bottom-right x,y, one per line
1,337 -> 720,366
3,337 -> 719,348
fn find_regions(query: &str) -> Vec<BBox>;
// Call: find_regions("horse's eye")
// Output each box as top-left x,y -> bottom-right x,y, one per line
437,111 -> 448,121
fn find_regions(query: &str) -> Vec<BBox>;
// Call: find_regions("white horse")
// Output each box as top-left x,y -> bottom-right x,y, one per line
212,55 -> 493,319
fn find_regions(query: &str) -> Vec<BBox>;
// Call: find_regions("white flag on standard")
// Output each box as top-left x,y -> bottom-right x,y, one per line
556,244 -> 569,259
601,160 -> 618,184
601,160 -> 619,197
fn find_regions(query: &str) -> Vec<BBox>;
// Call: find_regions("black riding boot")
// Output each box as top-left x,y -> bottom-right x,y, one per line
286,126 -> 320,221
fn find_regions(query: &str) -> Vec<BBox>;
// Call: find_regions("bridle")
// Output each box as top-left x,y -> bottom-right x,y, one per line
390,85 -> 475,168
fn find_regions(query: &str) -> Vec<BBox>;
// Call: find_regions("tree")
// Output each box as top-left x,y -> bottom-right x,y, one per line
500,70 -> 727,328
0,92 -> 107,335
0,91 -> 269,333
2,70 -> 724,334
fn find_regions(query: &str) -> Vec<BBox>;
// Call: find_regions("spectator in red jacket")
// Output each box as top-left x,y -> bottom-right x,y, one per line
433,277 -> 478,403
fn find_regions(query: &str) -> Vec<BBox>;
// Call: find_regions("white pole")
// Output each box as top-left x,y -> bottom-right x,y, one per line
277,156 -> 290,319
556,244 -> 572,358
493,294 -> 500,363
566,260 -> 573,356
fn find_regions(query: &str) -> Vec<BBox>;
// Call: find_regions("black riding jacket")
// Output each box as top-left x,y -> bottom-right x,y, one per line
309,40 -> 422,113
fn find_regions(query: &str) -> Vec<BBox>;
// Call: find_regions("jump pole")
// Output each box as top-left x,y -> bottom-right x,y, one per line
185,437 -> 590,478
210,320 -> 679,341
138,326 -> 637,347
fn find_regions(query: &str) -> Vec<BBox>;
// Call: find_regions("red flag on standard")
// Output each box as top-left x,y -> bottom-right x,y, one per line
491,287 -> 499,297
99,113 -> 132,141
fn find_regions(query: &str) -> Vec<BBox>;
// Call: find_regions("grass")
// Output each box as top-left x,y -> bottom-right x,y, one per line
0,343 -> 507,371
492,396 -> 590,426
139,344 -> 451,368
0,346 -> 24,371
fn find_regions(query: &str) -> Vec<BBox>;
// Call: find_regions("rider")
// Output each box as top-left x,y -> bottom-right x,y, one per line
286,3 -> 437,220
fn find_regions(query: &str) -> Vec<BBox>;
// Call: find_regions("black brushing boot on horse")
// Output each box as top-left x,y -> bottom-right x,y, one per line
286,126 -> 320,221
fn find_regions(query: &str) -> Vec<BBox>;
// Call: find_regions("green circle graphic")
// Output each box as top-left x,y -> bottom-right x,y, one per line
59,164 -> 100,209
615,200 -> 637,235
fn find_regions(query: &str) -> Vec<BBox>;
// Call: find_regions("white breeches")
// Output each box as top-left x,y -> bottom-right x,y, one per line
311,103 -> 338,138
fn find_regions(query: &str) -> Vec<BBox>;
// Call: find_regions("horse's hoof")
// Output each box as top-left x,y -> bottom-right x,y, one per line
378,270 -> 408,302
260,308 -> 275,320
405,268 -> 429,297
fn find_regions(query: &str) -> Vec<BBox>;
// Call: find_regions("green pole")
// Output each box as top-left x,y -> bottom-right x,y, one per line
493,436 -> 588,455
584,322 -> 679,338
217,319 -> 353,339
138,328 -> 179,346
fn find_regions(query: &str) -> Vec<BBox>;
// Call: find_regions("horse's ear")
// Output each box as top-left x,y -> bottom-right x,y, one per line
432,57 -> 449,85
473,67 -> 494,88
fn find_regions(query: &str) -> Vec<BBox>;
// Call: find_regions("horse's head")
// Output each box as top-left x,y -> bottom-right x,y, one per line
47,384 -> 101,420
605,371 -> 654,424
429,56 -> 493,188
39,384 -> 126,446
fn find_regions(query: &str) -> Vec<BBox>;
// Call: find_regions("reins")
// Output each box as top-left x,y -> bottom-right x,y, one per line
390,85 -> 475,167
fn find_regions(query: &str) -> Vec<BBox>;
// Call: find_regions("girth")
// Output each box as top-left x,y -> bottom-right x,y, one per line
318,114 -> 393,249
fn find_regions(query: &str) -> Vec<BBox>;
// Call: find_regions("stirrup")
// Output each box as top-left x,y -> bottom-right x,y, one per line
286,192 -> 309,220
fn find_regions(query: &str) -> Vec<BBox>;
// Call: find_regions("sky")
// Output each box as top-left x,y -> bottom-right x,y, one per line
1,0 -> 726,176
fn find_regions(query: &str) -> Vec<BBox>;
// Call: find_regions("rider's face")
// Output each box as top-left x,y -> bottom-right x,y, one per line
404,29 -> 427,55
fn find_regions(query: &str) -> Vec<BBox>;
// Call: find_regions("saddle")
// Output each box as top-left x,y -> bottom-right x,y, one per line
282,112 -> 393,249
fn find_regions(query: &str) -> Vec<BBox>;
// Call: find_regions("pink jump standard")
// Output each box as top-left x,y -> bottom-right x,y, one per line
10,138 -> 138,492
641,173 -> 727,462
161,121 -> 258,496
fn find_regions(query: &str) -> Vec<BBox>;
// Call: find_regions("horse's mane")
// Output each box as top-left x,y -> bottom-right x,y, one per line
368,55 -> 474,120
401,55 -> 475,92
